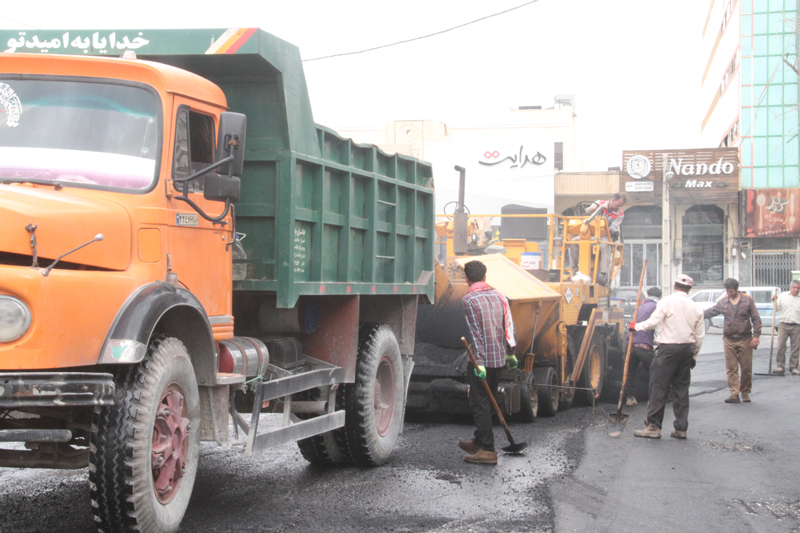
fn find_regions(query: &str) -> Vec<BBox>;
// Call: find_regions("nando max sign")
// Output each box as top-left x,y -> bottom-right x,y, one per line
621,148 -> 740,204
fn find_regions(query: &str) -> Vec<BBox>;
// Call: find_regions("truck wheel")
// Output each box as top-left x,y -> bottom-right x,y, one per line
533,367 -> 560,417
578,336 -> 606,405
90,337 -> 200,533
296,389 -> 348,465
514,372 -> 539,422
344,325 -> 404,466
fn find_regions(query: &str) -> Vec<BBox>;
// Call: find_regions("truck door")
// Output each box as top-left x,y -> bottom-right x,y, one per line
166,100 -> 233,317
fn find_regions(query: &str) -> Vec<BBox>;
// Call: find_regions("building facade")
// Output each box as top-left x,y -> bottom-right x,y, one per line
701,0 -> 800,288
332,96 -> 582,214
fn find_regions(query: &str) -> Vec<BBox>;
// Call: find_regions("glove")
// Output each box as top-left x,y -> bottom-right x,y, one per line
690,358 -> 697,369
628,320 -> 637,332
505,354 -> 518,370
474,365 -> 487,380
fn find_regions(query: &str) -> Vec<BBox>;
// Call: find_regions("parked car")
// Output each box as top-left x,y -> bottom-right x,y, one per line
708,286 -> 781,328
691,288 -> 725,332
611,288 -> 641,322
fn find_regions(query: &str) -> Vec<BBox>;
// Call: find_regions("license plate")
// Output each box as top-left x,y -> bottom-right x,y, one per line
176,213 -> 199,226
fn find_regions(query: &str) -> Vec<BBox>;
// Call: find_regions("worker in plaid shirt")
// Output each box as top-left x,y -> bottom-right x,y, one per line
458,260 -> 516,465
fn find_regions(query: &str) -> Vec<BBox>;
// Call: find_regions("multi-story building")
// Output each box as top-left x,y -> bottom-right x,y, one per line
701,0 -> 800,287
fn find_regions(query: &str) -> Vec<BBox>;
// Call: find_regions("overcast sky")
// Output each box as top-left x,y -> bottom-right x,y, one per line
1,0 -> 708,170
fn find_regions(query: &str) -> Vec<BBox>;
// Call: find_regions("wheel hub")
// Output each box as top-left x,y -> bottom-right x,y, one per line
373,356 -> 396,437
151,385 -> 190,504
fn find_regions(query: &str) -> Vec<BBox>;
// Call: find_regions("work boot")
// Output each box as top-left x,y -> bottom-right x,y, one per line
633,424 -> 661,439
724,394 -> 740,403
464,449 -> 498,465
773,367 -> 785,376
741,392 -> 751,403
670,430 -> 687,440
791,369 -> 800,375
626,397 -> 638,407
458,439 -> 482,455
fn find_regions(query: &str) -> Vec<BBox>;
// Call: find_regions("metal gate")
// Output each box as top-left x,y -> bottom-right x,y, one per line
753,251 -> 797,289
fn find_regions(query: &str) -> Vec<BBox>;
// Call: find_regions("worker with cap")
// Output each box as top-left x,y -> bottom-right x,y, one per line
771,279 -> 800,376
628,274 -> 705,439
458,260 -> 516,465
704,278 -> 761,403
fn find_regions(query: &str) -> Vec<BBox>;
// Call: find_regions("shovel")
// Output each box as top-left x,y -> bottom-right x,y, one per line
755,289 -> 784,377
609,260 -> 647,437
461,337 -> 527,453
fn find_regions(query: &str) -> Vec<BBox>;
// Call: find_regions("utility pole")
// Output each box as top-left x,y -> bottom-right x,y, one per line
661,154 -> 672,295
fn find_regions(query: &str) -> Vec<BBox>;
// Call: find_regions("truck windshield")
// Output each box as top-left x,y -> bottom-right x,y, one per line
0,78 -> 160,191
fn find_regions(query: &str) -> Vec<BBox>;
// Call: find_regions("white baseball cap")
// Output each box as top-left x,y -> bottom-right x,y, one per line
674,274 -> 694,287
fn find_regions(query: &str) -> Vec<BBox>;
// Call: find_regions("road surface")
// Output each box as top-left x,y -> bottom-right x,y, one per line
0,331 -> 797,532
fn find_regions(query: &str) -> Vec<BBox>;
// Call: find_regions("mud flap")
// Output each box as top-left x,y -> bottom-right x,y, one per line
400,355 -> 414,434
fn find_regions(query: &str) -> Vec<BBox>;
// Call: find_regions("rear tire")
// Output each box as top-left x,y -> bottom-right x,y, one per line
90,337 -> 200,533
533,367 -> 560,417
343,325 -> 404,466
704,318 -> 711,332
296,389 -> 348,466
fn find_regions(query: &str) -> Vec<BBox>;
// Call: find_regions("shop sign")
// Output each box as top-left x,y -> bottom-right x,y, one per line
621,148 -> 739,205
625,181 -> 654,192
743,188 -> 800,237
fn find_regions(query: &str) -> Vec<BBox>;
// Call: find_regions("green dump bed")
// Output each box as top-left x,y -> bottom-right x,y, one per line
0,28 -> 436,308
137,29 -> 436,308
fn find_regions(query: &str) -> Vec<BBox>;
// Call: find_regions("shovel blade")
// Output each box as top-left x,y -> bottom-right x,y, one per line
502,441 -> 528,453
608,412 -> 629,437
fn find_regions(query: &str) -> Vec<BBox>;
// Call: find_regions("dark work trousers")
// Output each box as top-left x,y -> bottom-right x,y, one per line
624,346 -> 654,400
646,343 -> 694,432
468,364 -> 501,452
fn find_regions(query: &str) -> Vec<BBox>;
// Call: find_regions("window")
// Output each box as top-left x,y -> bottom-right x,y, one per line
0,78 -> 160,191
554,142 -> 563,171
682,205 -> 725,286
173,107 -> 215,193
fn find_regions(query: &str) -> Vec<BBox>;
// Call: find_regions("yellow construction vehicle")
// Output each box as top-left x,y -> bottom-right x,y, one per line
411,166 -> 627,419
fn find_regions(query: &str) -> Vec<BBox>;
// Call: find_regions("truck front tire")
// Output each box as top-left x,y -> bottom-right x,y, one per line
90,337 -> 200,533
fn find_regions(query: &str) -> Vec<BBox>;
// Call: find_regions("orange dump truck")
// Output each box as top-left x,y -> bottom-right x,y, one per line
0,29 -> 435,532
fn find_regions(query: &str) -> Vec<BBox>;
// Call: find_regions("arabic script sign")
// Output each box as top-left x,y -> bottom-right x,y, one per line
478,146 -> 546,169
743,188 -> 800,237
4,31 -> 150,54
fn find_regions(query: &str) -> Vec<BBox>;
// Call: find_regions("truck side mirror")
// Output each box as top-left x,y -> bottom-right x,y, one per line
204,174 -> 241,203
204,112 -> 246,203
215,112 -> 247,177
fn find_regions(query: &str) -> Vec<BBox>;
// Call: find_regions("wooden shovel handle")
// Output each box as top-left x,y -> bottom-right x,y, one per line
616,260 -> 647,413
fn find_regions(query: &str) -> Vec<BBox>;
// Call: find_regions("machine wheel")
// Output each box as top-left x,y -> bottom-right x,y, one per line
704,318 -> 712,332
533,367 -> 560,417
296,389 -> 348,465
514,372 -> 539,422
577,335 -> 606,405
90,337 -> 200,533
343,325 -> 404,466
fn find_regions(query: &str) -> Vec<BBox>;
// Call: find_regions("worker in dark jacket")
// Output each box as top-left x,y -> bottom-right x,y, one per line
704,278 -> 762,403
624,287 -> 662,406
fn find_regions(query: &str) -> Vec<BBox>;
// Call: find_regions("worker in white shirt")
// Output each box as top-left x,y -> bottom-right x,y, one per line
772,280 -> 800,376
628,274 -> 705,440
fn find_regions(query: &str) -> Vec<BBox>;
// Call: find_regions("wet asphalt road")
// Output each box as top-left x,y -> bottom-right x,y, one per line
1,332 -> 798,533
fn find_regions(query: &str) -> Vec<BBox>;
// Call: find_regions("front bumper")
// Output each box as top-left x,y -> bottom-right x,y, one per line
0,372 -> 115,408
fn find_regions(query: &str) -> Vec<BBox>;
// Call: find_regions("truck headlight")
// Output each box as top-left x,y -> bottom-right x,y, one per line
0,297 -> 32,342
